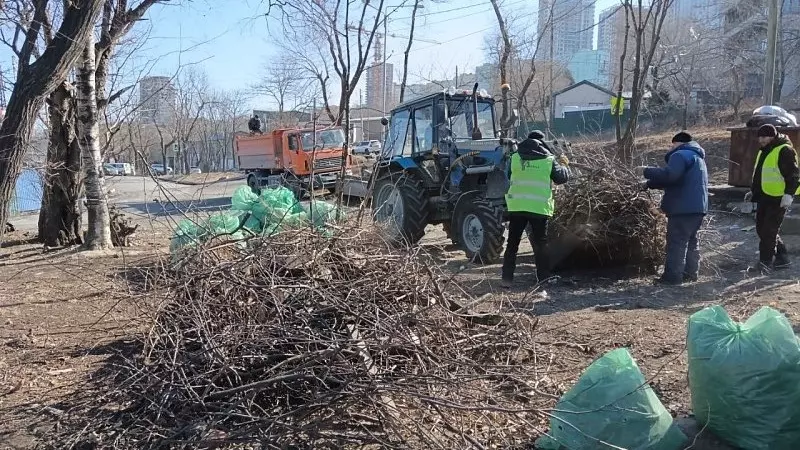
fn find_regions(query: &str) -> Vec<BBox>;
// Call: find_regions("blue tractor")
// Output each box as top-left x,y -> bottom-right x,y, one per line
372,84 -> 516,263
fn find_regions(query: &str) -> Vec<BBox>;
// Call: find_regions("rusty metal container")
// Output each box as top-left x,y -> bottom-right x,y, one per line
728,126 -> 800,187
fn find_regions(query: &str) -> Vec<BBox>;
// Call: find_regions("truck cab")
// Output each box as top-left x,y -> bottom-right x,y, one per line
235,127 -> 353,198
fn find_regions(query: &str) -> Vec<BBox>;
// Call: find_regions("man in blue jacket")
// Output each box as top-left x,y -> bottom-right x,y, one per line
641,131 -> 709,285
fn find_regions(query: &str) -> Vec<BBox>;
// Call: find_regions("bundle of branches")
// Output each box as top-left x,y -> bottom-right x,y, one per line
549,148 -> 666,273
63,227 -> 558,448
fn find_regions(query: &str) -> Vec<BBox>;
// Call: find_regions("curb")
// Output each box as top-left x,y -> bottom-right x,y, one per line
158,176 -> 246,186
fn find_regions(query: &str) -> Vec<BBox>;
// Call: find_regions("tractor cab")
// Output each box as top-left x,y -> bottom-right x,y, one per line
382,88 -> 499,161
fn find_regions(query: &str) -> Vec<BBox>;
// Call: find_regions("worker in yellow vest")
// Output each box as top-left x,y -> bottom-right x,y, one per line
744,124 -> 800,273
502,132 -> 570,288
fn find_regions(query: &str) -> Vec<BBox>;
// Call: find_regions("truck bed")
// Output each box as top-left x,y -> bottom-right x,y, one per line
236,134 -> 281,170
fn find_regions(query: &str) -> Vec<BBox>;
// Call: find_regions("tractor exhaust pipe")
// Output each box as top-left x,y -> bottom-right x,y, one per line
470,83 -> 482,140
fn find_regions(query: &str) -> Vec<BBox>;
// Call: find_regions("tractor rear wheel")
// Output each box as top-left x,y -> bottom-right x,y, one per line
372,173 -> 429,246
453,199 -> 505,264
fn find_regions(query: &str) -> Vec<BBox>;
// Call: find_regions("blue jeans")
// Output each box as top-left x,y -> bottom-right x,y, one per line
663,214 -> 704,282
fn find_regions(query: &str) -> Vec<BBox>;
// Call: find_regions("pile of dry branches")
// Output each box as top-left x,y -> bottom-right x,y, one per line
550,147 -> 666,273
66,226 -> 558,448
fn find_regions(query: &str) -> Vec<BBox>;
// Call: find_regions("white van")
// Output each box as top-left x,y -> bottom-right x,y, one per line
110,163 -> 135,176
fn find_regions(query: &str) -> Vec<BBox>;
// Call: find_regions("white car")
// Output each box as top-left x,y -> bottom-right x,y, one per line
353,140 -> 382,155
151,163 -> 173,175
103,163 -> 122,176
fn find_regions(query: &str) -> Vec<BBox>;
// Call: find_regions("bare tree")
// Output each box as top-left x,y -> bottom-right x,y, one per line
615,0 -> 676,163
488,0 -> 558,136
0,0 -> 104,242
256,54 -> 310,125
398,0 -> 421,104
38,0 -> 166,247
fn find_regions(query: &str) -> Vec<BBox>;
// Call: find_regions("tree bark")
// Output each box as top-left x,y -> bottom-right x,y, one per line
39,82 -> 84,247
77,34 -> 113,250
0,0 -> 105,243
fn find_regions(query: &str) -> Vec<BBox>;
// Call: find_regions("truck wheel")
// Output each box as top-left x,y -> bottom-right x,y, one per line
247,175 -> 261,195
372,173 -> 429,246
453,199 -> 505,264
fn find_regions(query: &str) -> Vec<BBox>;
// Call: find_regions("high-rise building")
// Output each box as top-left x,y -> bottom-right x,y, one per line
365,62 -> 394,114
597,6 -> 628,89
568,50 -> 610,87
475,63 -> 499,94
669,0 -> 720,23
537,0 -> 595,64
138,76 -> 176,125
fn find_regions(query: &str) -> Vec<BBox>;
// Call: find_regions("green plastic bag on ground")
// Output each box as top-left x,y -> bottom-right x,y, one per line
687,306 -> 800,450
231,185 -> 259,211
536,348 -> 687,450
205,212 -> 241,236
305,200 -> 342,229
169,219 -> 205,253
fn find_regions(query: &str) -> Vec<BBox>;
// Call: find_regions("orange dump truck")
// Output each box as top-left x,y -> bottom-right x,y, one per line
234,127 -> 353,198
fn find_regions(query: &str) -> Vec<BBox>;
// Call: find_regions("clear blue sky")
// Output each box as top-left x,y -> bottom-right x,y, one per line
0,0 -> 616,110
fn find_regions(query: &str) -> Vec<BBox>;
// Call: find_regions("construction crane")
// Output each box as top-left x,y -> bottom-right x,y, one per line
346,25 -> 440,114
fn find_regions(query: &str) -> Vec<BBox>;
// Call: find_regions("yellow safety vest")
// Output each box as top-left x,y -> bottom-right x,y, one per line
506,153 -> 555,216
755,144 -> 800,197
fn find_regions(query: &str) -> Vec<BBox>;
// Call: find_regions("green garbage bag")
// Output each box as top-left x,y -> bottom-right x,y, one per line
306,200 -> 342,229
687,306 -> 800,450
536,348 -> 687,450
170,219 -> 205,253
261,186 -> 304,213
206,213 -> 241,236
231,185 -> 259,211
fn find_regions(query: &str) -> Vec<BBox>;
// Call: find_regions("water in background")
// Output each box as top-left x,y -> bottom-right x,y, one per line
10,168 -> 43,215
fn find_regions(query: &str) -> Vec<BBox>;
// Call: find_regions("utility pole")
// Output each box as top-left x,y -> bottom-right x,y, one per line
763,0 -> 780,105
382,17 -> 388,115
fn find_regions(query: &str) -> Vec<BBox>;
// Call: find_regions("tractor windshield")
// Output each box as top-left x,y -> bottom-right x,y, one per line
446,99 -> 496,139
300,128 -> 345,150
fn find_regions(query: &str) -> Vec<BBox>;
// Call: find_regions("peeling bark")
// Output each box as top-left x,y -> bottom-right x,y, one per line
77,33 -> 112,250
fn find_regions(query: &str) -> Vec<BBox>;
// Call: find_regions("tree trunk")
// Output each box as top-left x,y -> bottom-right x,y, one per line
0,0 -> 104,243
399,0 -> 421,104
77,34 -> 112,250
0,88 -> 43,241
39,82 -> 84,247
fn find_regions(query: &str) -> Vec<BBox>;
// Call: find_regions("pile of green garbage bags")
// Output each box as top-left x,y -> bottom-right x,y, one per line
170,185 -> 342,253
537,305 -> 800,449
687,306 -> 800,450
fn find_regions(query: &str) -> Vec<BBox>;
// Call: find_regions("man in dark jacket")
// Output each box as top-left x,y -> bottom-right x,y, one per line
744,124 -> 800,272
642,131 -> 709,285
502,132 -> 570,287
248,115 -> 263,134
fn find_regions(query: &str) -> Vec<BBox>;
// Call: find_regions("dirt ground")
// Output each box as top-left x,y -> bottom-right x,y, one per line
1,129 -> 798,448
2,205 -> 799,448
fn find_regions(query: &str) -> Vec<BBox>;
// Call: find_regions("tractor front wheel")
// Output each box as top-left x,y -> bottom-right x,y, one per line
372,173 -> 429,246
453,200 -> 505,264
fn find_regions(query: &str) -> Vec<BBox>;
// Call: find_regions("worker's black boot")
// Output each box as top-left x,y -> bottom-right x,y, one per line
774,254 -> 791,269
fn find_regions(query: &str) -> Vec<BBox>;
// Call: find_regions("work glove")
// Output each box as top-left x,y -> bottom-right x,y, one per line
781,194 -> 793,209
558,155 -> 569,166
744,191 -> 753,203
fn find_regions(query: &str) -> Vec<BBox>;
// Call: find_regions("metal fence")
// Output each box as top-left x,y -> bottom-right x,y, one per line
10,168 -> 43,216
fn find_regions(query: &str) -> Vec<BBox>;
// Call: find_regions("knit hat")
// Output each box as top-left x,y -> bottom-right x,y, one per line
671,131 -> 693,143
528,130 -> 546,140
757,124 -> 778,138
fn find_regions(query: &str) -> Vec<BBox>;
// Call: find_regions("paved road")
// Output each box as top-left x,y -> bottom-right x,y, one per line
10,176 -> 245,233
